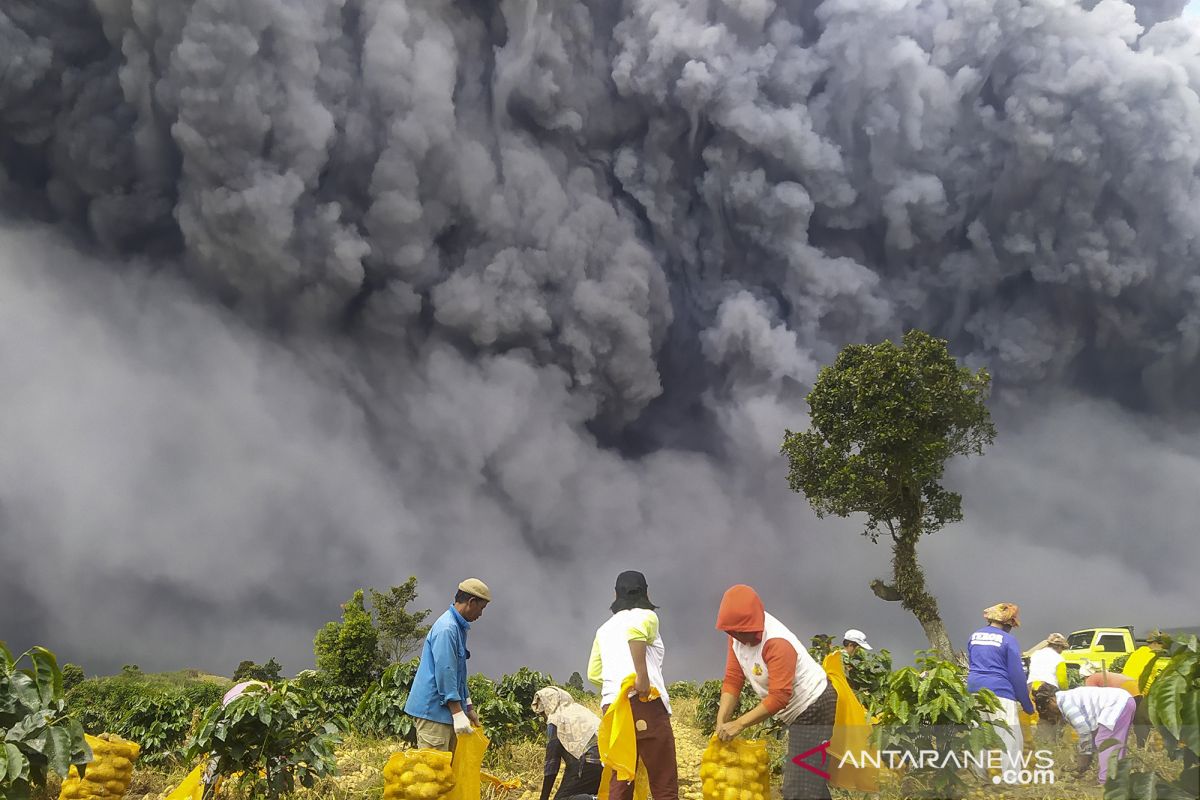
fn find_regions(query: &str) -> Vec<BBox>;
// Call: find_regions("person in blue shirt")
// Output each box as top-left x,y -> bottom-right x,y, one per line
967,602 -> 1034,781
404,578 -> 491,751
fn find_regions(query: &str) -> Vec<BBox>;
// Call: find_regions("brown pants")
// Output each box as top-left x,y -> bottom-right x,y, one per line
606,699 -> 678,800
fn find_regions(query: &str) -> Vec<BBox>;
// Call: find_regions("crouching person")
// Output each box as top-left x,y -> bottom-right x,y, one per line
532,687 -> 603,800
1034,685 -> 1137,783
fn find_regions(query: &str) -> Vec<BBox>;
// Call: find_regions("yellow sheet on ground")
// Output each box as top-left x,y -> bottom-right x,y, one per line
162,763 -> 206,800
597,673 -> 660,782
822,650 -> 879,792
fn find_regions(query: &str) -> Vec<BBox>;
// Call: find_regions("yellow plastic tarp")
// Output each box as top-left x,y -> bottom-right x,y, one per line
1122,647 -> 1160,692
597,673 -> 660,782
446,729 -> 489,800
162,764 -> 206,800
822,651 -> 879,792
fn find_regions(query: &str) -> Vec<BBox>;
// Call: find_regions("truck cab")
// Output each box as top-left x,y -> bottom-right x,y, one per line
1061,627 -> 1141,673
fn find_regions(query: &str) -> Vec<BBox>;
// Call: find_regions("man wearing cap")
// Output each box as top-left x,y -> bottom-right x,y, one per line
1026,633 -> 1069,691
841,629 -> 872,658
404,578 -> 491,751
588,570 -> 677,800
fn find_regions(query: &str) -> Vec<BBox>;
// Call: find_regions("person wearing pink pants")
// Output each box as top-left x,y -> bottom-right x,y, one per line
1033,685 -> 1136,783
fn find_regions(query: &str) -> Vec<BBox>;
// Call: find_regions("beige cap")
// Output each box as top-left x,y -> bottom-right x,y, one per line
458,578 -> 491,602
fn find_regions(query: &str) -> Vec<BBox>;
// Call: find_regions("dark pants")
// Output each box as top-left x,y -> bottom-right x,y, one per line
606,699 -> 678,800
555,761 -> 602,799
782,682 -> 837,800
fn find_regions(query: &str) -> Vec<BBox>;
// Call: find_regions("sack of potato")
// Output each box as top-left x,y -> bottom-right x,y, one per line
59,733 -> 140,800
698,737 -> 768,800
383,749 -> 455,800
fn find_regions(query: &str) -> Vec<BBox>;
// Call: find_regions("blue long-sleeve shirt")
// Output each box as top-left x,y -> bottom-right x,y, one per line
404,606 -> 472,724
966,625 -> 1034,714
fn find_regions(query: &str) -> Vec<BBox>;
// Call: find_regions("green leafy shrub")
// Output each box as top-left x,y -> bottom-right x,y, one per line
60,665 -> 85,693
872,651 -> 1004,800
477,667 -> 553,747
695,678 -> 768,738
65,674 -> 224,764
352,659 -> 420,741
667,680 -> 698,700
1104,634 -> 1199,800
187,681 -> 345,800
232,658 -> 283,683
845,647 -> 893,712
314,590 -> 382,690
1,642 -> 91,800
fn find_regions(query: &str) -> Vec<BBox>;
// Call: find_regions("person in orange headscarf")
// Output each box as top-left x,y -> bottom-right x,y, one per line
715,585 -> 837,800
967,602 -> 1034,781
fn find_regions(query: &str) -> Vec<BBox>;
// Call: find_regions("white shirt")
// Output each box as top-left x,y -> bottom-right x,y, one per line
1056,687 -> 1132,734
730,612 -> 828,724
1027,648 -> 1064,688
588,609 -> 671,713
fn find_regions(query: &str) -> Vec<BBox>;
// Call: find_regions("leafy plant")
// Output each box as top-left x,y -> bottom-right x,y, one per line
694,679 -> 777,739
370,578 -> 432,664
232,658 -> 283,683
1,642 -> 91,800
477,668 -> 553,747
314,590 -> 382,689
845,647 -> 893,713
186,680 -> 345,800
782,330 -> 995,660
1104,634 -> 1199,800
60,665 -> 85,693
667,680 -> 698,700
65,673 -> 224,761
352,660 -> 420,741
871,651 -> 1004,799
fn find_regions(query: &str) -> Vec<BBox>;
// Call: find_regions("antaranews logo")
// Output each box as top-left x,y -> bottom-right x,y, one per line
831,747 -> 1057,786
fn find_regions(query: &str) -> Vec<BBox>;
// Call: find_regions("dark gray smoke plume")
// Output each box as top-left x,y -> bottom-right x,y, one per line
2,0 -> 1199,679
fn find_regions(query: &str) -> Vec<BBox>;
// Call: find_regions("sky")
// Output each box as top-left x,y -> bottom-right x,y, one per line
3,0 -> 1200,685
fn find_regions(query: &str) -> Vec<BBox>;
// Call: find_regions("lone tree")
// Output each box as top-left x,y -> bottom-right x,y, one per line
370,577 -> 431,663
781,329 -> 995,661
314,589 -> 381,688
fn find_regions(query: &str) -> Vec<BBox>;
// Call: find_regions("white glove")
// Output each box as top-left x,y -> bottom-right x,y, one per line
452,711 -> 473,735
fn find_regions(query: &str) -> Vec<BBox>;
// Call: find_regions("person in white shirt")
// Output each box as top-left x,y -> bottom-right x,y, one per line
1026,632 -> 1068,690
1034,686 -> 1137,783
587,571 -> 676,800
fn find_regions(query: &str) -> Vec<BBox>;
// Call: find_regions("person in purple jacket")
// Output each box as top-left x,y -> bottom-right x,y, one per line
967,602 -> 1034,780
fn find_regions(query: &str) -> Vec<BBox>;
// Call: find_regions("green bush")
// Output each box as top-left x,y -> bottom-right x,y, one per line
667,680 -> 698,700
65,674 -> 225,765
478,667 -> 553,747
1,643 -> 91,800
352,659 -> 420,740
1105,634 -> 1199,800
187,681 -> 344,800
845,647 -> 893,712
872,651 -> 1004,800
313,590 -> 382,690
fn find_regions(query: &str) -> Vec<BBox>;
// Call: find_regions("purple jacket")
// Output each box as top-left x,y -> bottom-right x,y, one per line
966,625 -> 1034,714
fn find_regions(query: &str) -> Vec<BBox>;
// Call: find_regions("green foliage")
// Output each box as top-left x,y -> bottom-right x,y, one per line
1106,635 -> 1200,799
314,590 -> 382,689
667,680 -> 698,700
186,681 -> 344,800
0,642 -> 91,800
845,647 -> 893,713
781,329 -> 996,542
694,679 -> 775,739
781,330 -> 995,659
351,660 -> 420,742
65,674 -> 224,764
477,668 -> 554,747
370,578 -> 432,664
872,651 -> 1004,800
60,665 -> 85,693
232,658 -> 283,683
807,634 -> 836,663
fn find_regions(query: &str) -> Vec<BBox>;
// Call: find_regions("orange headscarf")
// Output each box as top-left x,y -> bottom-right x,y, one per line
716,585 -> 765,633
983,602 -> 1021,627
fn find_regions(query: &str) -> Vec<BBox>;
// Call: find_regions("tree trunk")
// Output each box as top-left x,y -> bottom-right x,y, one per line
892,529 -> 956,662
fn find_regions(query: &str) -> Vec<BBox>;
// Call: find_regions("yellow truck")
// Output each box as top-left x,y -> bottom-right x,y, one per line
1060,627 -> 1169,689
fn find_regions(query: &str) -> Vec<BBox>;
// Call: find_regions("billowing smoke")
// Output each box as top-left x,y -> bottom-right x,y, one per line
2,0 -> 1199,678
